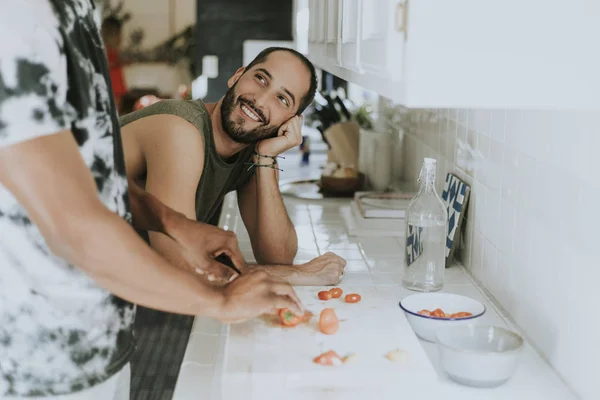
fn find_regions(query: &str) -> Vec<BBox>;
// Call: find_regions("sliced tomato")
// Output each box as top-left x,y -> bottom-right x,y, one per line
279,309 -> 313,326
318,290 -> 332,300
344,293 -> 361,303
430,308 -> 446,318
279,308 -> 302,326
329,287 -> 343,298
313,350 -> 343,366
450,312 -> 473,318
417,309 -> 431,316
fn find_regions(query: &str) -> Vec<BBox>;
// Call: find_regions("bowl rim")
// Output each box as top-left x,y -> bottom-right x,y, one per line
398,293 -> 487,321
435,324 -> 525,354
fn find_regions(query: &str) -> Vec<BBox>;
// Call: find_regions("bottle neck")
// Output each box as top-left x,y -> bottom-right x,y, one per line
419,165 -> 436,192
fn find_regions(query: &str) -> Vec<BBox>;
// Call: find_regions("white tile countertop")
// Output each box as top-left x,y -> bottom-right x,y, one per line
172,193 -> 577,400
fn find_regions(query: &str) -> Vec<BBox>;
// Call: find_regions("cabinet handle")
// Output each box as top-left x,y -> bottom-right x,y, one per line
395,1 -> 408,34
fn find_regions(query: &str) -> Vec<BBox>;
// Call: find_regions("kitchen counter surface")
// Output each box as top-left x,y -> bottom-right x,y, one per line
172,193 -> 577,400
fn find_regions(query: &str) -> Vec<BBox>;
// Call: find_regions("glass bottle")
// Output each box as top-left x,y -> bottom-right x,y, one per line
402,158 -> 448,292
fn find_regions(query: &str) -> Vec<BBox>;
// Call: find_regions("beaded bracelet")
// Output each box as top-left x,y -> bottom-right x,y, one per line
244,150 -> 284,171
244,162 -> 283,172
253,150 -> 285,162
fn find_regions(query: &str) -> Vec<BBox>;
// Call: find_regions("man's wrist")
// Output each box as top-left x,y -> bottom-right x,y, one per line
201,287 -> 228,320
161,207 -> 188,242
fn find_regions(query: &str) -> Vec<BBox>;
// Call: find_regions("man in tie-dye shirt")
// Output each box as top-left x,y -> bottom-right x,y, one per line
0,1 -> 303,399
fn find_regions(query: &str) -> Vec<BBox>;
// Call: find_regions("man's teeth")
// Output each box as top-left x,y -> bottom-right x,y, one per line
241,104 -> 261,122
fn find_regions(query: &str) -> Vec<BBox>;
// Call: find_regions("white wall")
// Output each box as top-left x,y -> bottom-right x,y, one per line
400,108 -> 599,400
121,0 -> 195,49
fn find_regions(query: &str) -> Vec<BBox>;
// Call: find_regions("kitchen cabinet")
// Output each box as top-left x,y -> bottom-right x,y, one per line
307,0 -> 600,108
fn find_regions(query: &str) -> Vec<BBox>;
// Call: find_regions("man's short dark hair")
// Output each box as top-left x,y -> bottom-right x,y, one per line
245,47 -> 318,115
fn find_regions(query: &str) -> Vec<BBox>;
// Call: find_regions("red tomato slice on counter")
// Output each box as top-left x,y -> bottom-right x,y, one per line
313,350 -> 343,366
279,309 -> 312,326
318,290 -> 332,300
344,293 -> 361,303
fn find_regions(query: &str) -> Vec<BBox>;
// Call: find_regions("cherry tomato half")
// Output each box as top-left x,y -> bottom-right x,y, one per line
450,312 -> 473,319
430,308 -> 446,318
344,293 -> 361,303
279,308 -> 302,326
318,290 -> 332,300
279,309 -> 312,326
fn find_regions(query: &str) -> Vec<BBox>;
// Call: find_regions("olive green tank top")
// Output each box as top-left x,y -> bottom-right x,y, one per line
120,99 -> 256,225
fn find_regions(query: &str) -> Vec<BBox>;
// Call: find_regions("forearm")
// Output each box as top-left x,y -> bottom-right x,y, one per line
128,179 -> 192,246
252,165 -> 298,264
248,264 -> 323,286
54,206 -> 224,317
128,179 -> 179,235
148,231 -> 197,273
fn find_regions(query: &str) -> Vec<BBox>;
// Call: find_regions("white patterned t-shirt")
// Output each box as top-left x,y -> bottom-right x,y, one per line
0,0 -> 135,396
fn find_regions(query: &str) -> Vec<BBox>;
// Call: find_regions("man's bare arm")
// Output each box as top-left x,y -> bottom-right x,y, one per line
0,131 -> 301,318
128,179 -> 246,281
237,164 -> 298,265
236,116 -> 308,265
246,252 -> 347,286
127,177 -> 181,235
122,115 -> 207,270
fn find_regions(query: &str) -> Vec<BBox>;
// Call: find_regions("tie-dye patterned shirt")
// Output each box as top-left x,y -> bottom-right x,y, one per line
0,0 -> 136,396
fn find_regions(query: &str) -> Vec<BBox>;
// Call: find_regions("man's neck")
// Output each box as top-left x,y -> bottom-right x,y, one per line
205,100 -> 250,159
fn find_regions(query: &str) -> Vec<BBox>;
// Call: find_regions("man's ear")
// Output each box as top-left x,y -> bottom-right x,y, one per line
227,67 -> 246,88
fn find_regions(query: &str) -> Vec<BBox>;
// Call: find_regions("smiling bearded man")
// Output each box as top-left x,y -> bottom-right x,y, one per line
119,47 -> 347,286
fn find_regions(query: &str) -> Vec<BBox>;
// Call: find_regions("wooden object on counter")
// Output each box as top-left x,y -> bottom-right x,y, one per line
319,173 -> 365,197
323,121 -> 360,168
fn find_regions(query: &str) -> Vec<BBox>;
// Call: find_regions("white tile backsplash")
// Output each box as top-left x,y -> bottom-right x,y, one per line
398,107 -> 598,400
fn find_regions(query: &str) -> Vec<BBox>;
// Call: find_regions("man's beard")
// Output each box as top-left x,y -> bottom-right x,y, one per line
220,85 -> 280,144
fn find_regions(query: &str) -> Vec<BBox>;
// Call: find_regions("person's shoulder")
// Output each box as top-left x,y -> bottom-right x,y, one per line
0,1 -> 64,63
0,1 -> 73,148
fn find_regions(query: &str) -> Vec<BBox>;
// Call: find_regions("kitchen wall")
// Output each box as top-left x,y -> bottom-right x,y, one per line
196,0 -> 293,101
399,108 -> 599,400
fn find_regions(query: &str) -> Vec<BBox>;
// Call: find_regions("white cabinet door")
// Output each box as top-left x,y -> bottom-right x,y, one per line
324,0 -> 341,63
308,0 -> 325,67
308,0 -> 340,71
338,0 -> 361,72
357,0 -> 406,98
308,0 -> 406,100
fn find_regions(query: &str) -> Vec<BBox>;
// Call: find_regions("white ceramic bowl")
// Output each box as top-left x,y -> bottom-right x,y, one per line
399,293 -> 486,342
435,325 -> 524,387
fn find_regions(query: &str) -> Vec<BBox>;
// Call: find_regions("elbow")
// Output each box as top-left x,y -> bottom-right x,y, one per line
256,253 -> 295,265
255,240 -> 298,265
40,212 -> 85,264
251,225 -> 298,265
